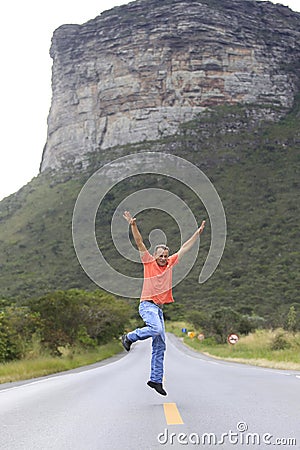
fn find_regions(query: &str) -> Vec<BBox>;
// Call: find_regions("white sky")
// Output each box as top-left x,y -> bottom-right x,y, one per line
0,0 -> 299,201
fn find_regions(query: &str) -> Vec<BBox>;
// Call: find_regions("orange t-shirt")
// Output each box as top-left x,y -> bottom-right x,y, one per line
140,250 -> 179,305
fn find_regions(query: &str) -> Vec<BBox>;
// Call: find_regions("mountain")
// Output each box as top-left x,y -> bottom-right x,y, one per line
40,0 -> 300,171
0,0 -> 299,326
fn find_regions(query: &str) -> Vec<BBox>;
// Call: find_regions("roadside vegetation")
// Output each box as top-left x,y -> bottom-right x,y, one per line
0,289 -> 133,383
166,321 -> 300,371
1,288 -> 299,384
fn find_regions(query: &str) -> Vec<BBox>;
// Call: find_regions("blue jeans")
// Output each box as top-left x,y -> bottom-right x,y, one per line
127,301 -> 166,383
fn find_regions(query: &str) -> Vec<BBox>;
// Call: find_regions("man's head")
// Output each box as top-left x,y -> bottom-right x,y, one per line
154,244 -> 169,267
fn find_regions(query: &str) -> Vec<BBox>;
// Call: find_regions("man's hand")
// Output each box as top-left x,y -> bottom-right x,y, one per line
123,211 -> 136,225
198,220 -> 206,235
123,211 -> 147,253
177,219 -> 206,260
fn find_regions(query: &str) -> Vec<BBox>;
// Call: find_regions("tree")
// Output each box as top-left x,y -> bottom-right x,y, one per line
185,310 -> 209,329
286,305 -> 298,333
200,307 -> 255,343
27,289 -> 132,353
0,307 -> 41,362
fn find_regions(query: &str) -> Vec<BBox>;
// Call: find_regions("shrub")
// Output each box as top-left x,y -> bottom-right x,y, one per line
27,289 -> 132,354
189,306 -> 256,343
0,308 -> 41,362
270,331 -> 290,351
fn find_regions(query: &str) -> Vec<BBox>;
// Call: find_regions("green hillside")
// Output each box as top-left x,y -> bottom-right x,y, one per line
0,100 -> 299,326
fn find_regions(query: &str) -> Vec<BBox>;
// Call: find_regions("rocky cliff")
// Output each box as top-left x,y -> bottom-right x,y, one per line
40,0 -> 300,172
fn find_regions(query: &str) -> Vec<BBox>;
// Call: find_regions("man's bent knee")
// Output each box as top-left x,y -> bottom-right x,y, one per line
150,324 -> 163,336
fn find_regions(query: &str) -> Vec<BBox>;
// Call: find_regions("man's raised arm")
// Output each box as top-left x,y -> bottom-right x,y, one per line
177,220 -> 206,260
123,211 -> 147,254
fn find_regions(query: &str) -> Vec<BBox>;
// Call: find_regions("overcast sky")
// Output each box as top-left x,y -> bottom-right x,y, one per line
0,0 -> 299,201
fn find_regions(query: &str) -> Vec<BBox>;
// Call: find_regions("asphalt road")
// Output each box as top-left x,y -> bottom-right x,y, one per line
0,334 -> 299,450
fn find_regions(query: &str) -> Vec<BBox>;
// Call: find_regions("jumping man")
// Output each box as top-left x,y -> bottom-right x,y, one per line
122,210 -> 205,396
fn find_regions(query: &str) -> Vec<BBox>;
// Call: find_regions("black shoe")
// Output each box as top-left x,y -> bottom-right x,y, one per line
121,334 -> 132,352
147,380 -> 167,396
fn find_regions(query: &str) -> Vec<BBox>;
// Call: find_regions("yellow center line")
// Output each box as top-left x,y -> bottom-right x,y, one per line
163,403 -> 184,425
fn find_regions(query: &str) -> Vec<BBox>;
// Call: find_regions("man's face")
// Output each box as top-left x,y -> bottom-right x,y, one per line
154,248 -> 169,267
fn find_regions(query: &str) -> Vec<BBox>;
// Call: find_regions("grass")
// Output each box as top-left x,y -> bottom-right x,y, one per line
166,322 -> 300,371
0,341 -> 123,384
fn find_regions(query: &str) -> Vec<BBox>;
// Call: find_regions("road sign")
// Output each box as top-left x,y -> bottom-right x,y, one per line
198,333 -> 205,341
227,333 -> 239,345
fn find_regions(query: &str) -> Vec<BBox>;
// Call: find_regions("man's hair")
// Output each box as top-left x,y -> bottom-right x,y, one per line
154,244 -> 169,253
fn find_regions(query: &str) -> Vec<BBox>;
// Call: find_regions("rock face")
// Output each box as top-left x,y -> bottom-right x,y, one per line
40,0 -> 300,172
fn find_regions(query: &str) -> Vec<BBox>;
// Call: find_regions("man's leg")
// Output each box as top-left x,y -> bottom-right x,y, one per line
122,302 -> 167,395
150,308 -> 166,383
147,307 -> 167,396
126,301 -> 163,342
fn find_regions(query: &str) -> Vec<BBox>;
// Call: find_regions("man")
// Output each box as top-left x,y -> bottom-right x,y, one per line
122,210 -> 205,396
